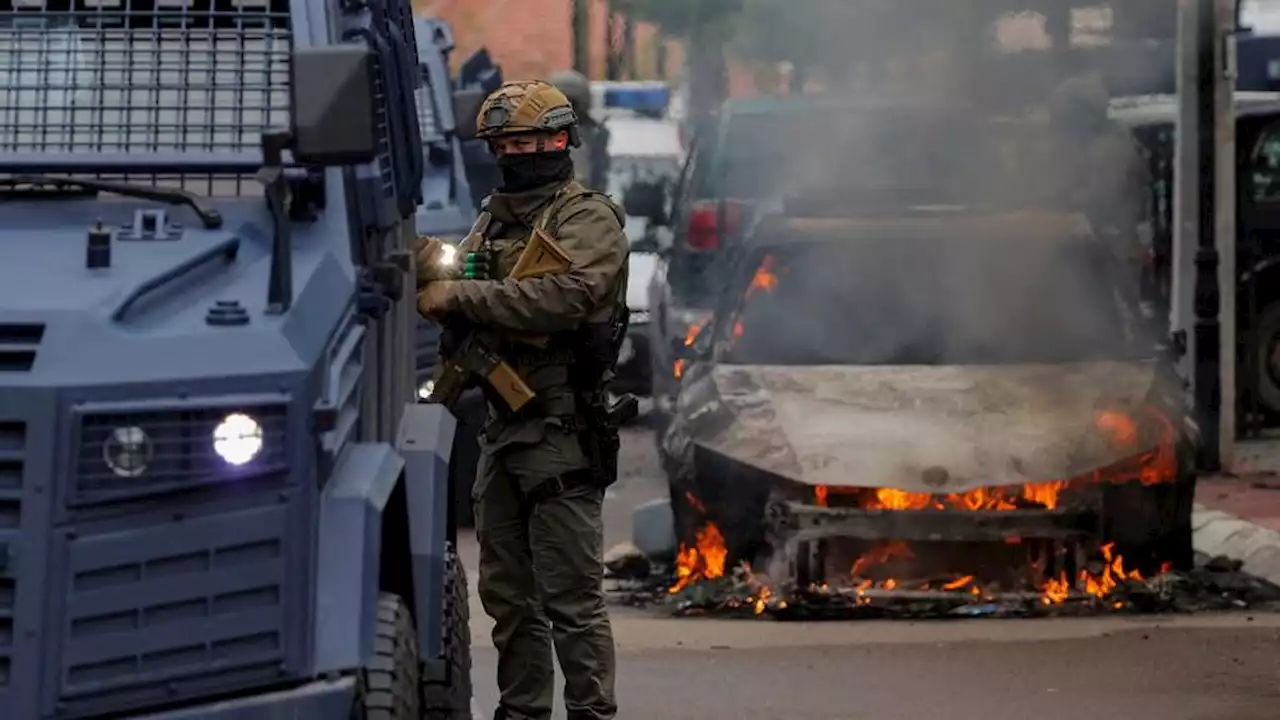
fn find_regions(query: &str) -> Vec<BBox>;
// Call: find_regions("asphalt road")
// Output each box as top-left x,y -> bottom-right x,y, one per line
458,421 -> 1280,720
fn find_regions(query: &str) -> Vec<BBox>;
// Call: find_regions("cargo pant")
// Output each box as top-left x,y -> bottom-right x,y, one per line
474,416 -> 618,720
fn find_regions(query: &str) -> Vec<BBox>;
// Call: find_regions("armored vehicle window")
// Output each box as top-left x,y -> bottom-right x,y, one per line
722,230 -> 1149,367
0,0 -> 292,196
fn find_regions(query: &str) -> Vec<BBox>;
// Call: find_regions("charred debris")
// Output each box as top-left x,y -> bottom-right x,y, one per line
608,547 -> 1280,621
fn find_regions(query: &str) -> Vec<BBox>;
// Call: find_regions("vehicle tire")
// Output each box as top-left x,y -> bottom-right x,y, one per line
423,545 -> 472,719
1101,475 -> 1194,574
1250,302 -> 1280,415
358,593 -> 421,720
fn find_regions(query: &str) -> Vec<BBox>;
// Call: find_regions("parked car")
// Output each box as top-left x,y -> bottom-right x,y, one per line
646,94 -> 969,417
603,93 -> 685,398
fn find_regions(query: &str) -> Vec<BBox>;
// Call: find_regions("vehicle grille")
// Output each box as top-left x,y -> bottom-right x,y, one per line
0,420 -> 23,689
0,0 -> 293,193
73,404 -> 287,506
58,504 -> 291,715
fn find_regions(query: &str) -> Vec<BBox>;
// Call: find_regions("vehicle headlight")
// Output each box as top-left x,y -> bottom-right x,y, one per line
213,412 -> 264,466
418,379 -> 435,400
103,425 -> 153,478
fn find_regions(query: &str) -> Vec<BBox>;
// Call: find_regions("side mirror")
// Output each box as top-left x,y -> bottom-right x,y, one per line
289,45 -> 381,166
453,87 -> 488,141
623,181 -> 668,224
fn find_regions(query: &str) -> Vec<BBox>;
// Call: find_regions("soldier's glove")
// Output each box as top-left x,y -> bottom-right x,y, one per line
417,280 -> 457,320
463,249 -> 493,280
413,236 -> 461,288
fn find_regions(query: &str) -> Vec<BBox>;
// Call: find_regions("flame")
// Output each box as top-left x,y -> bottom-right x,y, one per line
1039,543 -> 1146,605
673,358 -> 685,379
858,406 -> 1179,513
683,319 -> 707,347
1095,410 -> 1139,447
746,254 -> 780,297
669,521 -> 728,594
866,480 -> 1068,512
942,575 -> 974,591
850,540 -> 914,577
814,485 -> 829,507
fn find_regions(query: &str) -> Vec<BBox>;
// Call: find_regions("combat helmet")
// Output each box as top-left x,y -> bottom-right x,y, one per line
476,79 -> 581,147
547,69 -> 592,115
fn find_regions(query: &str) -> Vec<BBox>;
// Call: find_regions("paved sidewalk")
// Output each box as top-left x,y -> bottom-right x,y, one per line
1193,473 -> 1280,584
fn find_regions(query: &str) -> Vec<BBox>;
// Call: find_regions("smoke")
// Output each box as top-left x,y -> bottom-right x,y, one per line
710,2 -> 1167,370
730,221 -> 1152,368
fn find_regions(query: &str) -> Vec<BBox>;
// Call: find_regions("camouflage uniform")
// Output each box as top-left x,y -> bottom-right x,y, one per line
416,80 -> 628,720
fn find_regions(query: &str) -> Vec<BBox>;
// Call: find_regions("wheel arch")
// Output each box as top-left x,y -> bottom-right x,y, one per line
394,403 -> 457,663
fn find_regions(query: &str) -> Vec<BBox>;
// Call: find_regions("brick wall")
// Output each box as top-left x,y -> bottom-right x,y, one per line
412,0 -> 757,97
414,0 -> 680,81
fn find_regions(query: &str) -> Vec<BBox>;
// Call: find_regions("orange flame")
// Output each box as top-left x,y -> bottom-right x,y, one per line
1095,410 -> 1138,447
669,522 -> 728,594
859,406 -> 1178,514
1039,542 -> 1146,605
747,255 -> 780,296
683,319 -> 707,347
673,358 -> 685,379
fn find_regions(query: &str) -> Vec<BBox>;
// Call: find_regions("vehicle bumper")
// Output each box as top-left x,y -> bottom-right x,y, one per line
614,322 -> 652,396
132,676 -> 357,720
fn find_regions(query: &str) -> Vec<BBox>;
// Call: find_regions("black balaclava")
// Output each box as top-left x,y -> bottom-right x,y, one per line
497,150 -> 574,193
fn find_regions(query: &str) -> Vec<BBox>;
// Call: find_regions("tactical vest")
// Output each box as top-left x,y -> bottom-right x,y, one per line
478,181 -> 629,425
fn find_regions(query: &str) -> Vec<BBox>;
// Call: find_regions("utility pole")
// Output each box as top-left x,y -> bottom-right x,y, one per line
1174,0 -> 1237,471
572,0 -> 590,77
1215,0 -> 1238,468
606,0 -> 623,81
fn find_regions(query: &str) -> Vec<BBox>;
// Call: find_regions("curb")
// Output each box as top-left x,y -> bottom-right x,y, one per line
1192,503 -> 1280,585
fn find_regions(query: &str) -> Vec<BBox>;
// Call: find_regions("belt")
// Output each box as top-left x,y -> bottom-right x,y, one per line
524,468 -> 594,504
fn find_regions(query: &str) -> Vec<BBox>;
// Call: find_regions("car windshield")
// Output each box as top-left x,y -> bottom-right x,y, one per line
721,227 -> 1152,367
718,107 -> 1051,209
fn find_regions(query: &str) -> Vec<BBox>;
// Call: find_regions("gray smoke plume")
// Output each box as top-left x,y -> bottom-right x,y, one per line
712,2 -> 1167,370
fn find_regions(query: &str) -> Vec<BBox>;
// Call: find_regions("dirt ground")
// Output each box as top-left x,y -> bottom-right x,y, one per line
459,423 -> 1280,720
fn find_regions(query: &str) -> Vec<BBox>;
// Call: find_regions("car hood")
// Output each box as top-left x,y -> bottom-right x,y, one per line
627,251 -> 658,311
685,361 -> 1164,492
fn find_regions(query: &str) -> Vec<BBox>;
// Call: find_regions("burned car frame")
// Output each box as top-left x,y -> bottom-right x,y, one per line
658,207 -> 1197,611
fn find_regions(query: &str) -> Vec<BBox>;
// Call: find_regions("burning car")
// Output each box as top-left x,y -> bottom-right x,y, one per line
658,205 -> 1195,610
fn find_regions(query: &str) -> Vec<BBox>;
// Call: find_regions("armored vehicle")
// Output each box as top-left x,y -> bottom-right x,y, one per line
410,16 -> 485,527
0,1 -> 470,718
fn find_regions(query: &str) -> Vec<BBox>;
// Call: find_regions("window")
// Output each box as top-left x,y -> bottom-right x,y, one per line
1252,122 -> 1280,202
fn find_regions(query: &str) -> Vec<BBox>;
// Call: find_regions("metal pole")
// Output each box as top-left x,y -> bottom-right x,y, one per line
1215,0 -> 1238,467
573,0 -> 590,77
1172,0 -> 1201,379
1192,0 -> 1222,471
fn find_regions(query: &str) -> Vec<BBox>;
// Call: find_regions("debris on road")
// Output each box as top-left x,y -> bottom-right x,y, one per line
608,551 -> 1280,620
605,541 -> 653,580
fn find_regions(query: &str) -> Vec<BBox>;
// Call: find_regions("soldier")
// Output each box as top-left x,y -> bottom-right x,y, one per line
415,80 -> 628,720
548,69 -> 611,192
